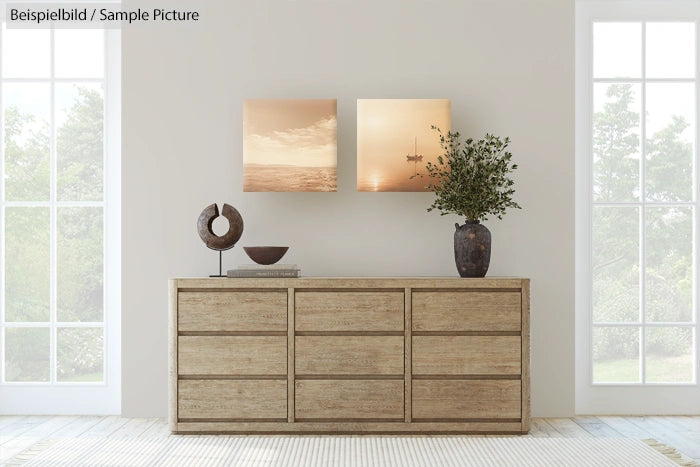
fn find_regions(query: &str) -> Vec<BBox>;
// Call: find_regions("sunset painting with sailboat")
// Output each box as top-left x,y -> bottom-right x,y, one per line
357,99 -> 450,192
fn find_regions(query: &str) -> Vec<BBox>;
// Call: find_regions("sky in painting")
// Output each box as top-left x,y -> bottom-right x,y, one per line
244,99 -> 337,168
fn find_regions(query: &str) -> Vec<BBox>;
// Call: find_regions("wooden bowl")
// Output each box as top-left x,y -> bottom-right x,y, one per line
243,246 -> 289,265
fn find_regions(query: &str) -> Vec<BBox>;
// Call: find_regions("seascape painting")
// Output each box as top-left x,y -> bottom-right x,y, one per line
243,99 -> 337,192
357,99 -> 451,192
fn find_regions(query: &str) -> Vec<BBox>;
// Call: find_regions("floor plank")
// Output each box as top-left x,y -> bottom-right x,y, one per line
0,416 -> 77,462
53,416 -> 105,438
572,416 -> 623,438
140,419 -> 171,438
109,418 -> 159,438
0,417 -> 53,444
79,415 -> 130,438
529,418 -> 559,438
597,416 -> 655,438
543,418 -> 594,438
0,416 -> 24,432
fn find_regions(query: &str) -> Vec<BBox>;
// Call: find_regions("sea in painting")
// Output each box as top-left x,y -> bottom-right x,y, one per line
243,164 -> 337,192
357,155 -> 431,192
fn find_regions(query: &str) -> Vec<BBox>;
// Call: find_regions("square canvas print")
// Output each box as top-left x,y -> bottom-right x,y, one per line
357,99 -> 451,192
243,99 -> 337,192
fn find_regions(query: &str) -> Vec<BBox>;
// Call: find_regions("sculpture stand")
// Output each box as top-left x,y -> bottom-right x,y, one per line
210,250 -> 225,278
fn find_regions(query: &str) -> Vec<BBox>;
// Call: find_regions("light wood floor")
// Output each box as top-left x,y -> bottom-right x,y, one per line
0,416 -> 699,464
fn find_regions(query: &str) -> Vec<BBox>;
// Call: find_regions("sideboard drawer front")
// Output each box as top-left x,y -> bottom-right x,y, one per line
412,380 -> 521,419
295,291 -> 404,331
413,336 -> 521,375
178,380 -> 287,420
178,291 -> 287,332
178,336 -> 287,376
412,291 -> 521,332
296,336 -> 404,375
295,380 -> 403,420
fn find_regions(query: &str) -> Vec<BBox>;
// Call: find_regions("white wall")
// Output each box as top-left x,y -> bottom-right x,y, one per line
122,0 -> 574,417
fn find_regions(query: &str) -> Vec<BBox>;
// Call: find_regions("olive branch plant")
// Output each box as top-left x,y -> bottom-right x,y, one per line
415,126 -> 522,222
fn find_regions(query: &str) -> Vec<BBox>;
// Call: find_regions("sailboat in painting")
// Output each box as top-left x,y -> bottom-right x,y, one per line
406,136 -> 423,161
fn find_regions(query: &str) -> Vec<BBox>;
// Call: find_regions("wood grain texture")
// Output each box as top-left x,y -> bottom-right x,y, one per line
412,336 -> 521,375
178,380 -> 287,419
295,380 -> 403,420
521,278 -> 531,432
168,280 -> 178,431
178,336 -> 286,375
412,291 -> 521,332
412,380 -> 521,419
295,336 -> 404,375
404,287 -> 412,423
287,288 -> 295,423
173,420 -> 524,434
178,291 -> 287,331
295,291 -> 403,331
175,277 -> 524,290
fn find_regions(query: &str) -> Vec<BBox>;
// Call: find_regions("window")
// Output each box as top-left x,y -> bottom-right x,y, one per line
0,19 -> 120,413
576,1 -> 700,413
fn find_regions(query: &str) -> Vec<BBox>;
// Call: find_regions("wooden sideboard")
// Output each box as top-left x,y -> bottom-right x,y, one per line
169,277 -> 530,434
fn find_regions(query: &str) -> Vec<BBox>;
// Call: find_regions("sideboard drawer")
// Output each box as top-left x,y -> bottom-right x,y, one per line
412,380 -> 521,419
178,336 -> 287,375
179,380 -> 287,420
295,380 -> 403,420
178,291 -> 287,332
296,336 -> 404,375
412,291 -> 521,332
413,336 -> 521,375
295,291 -> 403,331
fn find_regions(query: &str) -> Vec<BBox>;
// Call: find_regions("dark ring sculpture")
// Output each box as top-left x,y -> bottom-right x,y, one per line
197,203 -> 244,251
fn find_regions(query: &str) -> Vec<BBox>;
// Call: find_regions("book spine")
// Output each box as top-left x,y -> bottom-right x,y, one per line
227,270 -> 300,278
238,264 -> 297,270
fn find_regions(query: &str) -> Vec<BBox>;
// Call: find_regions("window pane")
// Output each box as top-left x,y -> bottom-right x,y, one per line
3,83 -> 51,201
645,207 -> 692,323
55,29 -> 104,78
1,26 -> 50,78
57,207 -> 104,322
646,327 -> 693,383
594,23 -> 641,78
56,84 -> 104,201
57,327 -> 103,382
593,83 -> 641,202
593,326 -> 640,383
646,23 -> 695,79
645,83 -> 695,202
593,207 -> 639,322
4,328 -> 50,382
4,207 -> 50,322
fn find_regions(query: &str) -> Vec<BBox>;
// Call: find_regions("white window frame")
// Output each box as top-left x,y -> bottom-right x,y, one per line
0,12 -> 121,414
576,0 -> 700,414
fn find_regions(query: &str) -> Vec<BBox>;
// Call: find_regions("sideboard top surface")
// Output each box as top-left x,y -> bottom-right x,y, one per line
172,277 -> 529,289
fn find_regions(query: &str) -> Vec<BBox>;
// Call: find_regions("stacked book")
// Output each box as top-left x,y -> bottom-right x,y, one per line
227,264 -> 300,278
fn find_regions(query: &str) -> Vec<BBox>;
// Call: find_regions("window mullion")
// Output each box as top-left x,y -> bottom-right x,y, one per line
640,21 -> 648,385
695,19 -> 700,384
49,27 -> 57,386
0,19 -> 5,384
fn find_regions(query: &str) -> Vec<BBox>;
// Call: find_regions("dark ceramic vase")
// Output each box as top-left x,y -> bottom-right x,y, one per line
454,220 -> 491,278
